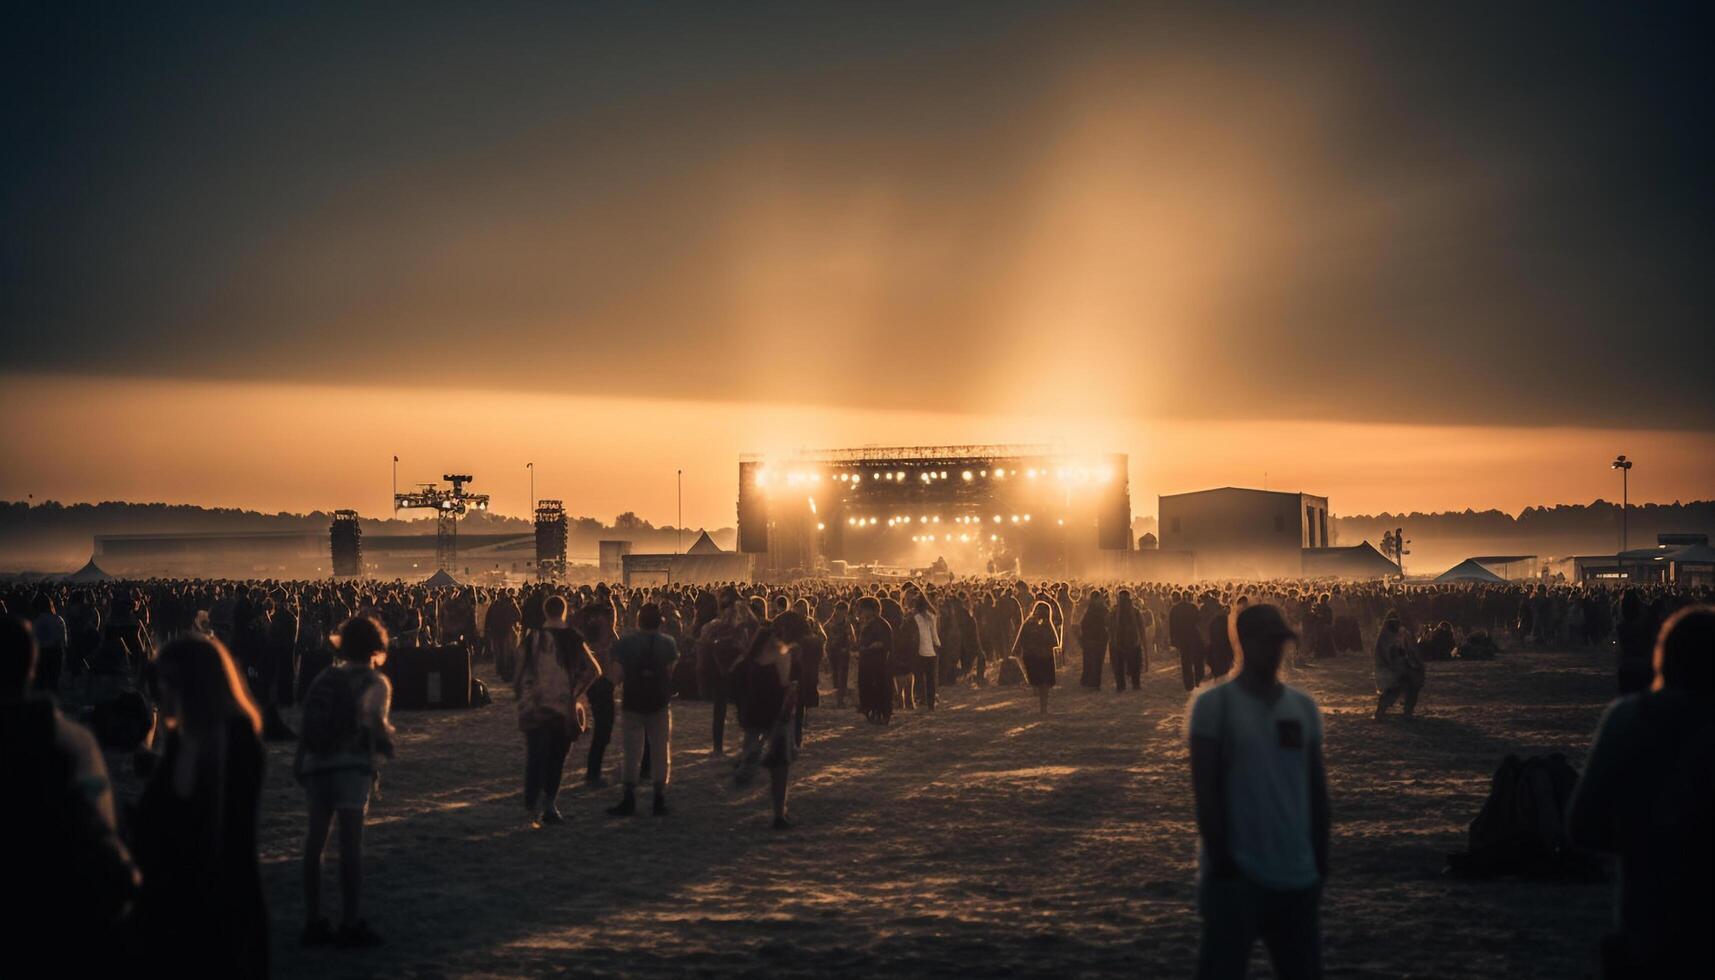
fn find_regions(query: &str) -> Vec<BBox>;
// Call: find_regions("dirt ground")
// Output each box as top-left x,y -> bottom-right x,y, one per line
160,646 -> 1615,978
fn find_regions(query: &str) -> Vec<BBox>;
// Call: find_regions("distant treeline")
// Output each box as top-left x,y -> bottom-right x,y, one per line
1335,500 -> 1714,549
0,500 -> 736,566
3,498 -> 1710,571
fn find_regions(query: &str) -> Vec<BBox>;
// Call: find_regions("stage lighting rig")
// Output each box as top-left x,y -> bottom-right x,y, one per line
394,473 -> 491,572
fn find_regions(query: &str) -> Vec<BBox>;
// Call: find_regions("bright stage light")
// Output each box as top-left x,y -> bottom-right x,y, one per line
959,534 -> 969,542
1026,468 -> 1038,479
1010,515 -> 1020,523
1057,518 -> 1065,526
869,517 -> 877,525
931,516 -> 940,523
993,468 -> 1005,478
992,515 -> 1001,523
980,469 -> 988,477
962,470 -> 973,481
853,474 -> 862,484
1023,514 -> 1031,522
816,522 -> 825,531
990,534 -> 998,541
895,471 -> 904,481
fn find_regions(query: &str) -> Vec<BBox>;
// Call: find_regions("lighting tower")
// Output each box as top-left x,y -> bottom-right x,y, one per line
394,473 -> 490,572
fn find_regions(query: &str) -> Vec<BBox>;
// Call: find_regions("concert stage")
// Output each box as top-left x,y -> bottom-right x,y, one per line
736,445 -> 1131,579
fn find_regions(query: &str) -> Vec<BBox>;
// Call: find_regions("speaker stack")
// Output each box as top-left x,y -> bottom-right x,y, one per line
330,509 -> 363,577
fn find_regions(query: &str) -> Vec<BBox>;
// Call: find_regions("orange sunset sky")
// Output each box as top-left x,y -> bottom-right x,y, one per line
3,5 -> 1711,521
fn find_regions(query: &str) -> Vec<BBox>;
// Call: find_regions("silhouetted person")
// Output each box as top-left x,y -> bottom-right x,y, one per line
132,634 -> 269,979
1013,600 -> 1059,715
296,615 -> 395,948
0,615 -> 138,972
517,595 -> 600,825
824,600 -> 855,708
1111,589 -> 1145,691
608,602 -> 677,817
1189,604 -> 1329,980
1613,589 -> 1656,695
855,597 -> 894,724
1569,604 -> 1715,978
1170,592 -> 1205,691
734,628 -> 799,829
1079,591 -> 1110,689
1373,614 -> 1422,719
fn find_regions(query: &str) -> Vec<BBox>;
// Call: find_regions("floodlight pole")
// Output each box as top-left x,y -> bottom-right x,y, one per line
528,462 -> 534,515
677,469 -> 683,554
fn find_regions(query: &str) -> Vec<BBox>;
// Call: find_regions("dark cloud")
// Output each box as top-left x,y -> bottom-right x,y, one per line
3,2 -> 1710,428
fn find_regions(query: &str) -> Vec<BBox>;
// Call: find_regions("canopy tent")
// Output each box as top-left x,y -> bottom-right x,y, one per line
422,568 -> 462,588
62,558 -> 116,583
1300,542 -> 1401,580
1434,559 -> 1508,584
686,530 -> 724,555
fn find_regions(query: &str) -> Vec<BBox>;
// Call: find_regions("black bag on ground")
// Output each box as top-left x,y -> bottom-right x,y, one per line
998,656 -> 1026,686
1446,753 -> 1598,878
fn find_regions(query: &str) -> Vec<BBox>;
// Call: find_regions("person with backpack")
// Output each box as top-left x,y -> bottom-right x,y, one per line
1569,604 -> 1715,978
1189,604 -> 1330,980
516,595 -> 600,825
606,602 -> 678,817
295,615 -> 395,949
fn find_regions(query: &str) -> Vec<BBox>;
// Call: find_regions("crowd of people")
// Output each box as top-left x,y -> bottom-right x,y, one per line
1,572 -> 1709,978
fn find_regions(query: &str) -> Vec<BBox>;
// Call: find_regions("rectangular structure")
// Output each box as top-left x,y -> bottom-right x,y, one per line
1158,486 -> 1331,579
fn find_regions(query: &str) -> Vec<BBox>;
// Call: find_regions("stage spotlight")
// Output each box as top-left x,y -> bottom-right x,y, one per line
869,517 -> 877,524
1027,468 -> 1038,479
990,534 -> 998,541
980,469 -> 988,477
895,471 -> 904,481
993,468 -> 1005,478
817,522 -> 825,531
992,515 -> 1001,523
1010,515 -> 1020,523
962,470 -> 973,481
1023,514 -> 1031,522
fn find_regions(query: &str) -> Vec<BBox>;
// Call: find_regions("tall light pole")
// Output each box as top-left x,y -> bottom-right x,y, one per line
527,461 -> 534,515
1611,454 -> 1633,565
392,455 -> 399,513
677,469 -> 683,554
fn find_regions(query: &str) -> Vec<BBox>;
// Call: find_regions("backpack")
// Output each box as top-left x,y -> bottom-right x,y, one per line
623,635 -> 670,714
1447,753 -> 1585,878
301,665 -> 366,756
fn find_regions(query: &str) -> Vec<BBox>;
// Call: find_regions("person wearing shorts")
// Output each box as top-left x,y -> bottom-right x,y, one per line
295,615 -> 395,949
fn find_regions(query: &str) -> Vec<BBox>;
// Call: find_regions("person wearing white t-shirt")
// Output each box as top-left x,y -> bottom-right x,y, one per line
909,594 -> 941,711
1188,603 -> 1330,980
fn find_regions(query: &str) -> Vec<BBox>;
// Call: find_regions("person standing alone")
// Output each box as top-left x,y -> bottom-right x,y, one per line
608,603 -> 677,817
1188,604 -> 1330,980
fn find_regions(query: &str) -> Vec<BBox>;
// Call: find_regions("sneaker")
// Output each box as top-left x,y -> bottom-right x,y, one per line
335,920 -> 384,949
300,918 -> 335,947
607,794 -> 636,817
539,807 -> 564,825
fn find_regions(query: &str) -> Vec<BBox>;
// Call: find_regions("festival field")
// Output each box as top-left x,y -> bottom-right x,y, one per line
211,648 -> 1612,978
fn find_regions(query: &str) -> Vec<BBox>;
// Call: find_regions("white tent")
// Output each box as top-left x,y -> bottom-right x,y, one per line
422,568 -> 462,588
1434,559 -> 1507,584
62,558 -> 115,583
686,530 -> 724,555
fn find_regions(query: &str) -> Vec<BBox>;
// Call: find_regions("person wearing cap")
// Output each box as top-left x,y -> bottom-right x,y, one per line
1188,603 -> 1330,980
